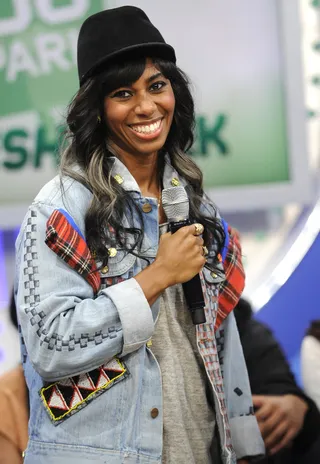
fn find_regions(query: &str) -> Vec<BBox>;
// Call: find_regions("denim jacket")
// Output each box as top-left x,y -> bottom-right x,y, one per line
15,155 -> 264,463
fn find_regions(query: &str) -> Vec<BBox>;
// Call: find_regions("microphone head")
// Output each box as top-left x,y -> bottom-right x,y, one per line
161,186 -> 189,221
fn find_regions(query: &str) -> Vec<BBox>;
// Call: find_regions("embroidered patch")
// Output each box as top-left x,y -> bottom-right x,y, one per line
40,358 -> 129,425
216,225 -> 245,331
45,209 -> 100,295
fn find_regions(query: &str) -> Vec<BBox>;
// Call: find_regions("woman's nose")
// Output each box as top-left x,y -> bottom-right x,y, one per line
134,94 -> 157,117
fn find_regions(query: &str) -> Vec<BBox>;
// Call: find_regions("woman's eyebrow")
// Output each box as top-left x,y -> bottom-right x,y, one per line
115,72 -> 164,91
146,72 -> 163,83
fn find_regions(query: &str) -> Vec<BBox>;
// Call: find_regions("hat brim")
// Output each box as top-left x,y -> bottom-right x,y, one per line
80,42 -> 176,86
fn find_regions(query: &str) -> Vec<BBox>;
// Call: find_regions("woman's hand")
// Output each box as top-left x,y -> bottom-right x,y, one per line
154,223 -> 206,286
252,394 -> 308,455
134,223 -> 206,305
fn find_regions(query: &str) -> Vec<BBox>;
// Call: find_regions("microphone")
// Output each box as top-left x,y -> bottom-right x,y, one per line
161,186 -> 206,325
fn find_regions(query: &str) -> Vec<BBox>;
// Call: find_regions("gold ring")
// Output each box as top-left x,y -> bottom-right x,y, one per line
202,246 -> 209,257
194,223 -> 204,235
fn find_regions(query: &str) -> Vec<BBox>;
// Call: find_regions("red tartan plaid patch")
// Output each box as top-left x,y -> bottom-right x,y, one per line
45,210 -> 100,295
216,225 -> 245,331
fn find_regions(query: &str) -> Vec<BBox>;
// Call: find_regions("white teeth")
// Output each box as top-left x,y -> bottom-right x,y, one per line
131,120 -> 161,134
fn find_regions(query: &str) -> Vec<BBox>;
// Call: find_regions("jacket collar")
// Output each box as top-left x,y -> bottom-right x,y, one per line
107,153 -> 187,194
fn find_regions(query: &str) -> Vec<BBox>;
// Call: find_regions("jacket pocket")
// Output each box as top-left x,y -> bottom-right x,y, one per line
39,357 -> 129,426
99,251 -> 137,290
100,250 -> 136,276
202,264 -> 225,285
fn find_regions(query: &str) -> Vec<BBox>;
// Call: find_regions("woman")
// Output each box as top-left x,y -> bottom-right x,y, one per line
15,6 -> 264,464
301,321 -> 320,412
235,299 -> 320,464
0,293 -> 28,464
0,366 -> 28,464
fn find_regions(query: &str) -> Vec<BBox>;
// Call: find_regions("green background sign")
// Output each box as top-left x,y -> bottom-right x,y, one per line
0,0 -> 308,215
0,1 -> 106,185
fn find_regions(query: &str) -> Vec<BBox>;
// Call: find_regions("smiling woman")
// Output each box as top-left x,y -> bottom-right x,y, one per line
62,52 -> 200,257
14,6 -> 264,464
104,60 -> 175,158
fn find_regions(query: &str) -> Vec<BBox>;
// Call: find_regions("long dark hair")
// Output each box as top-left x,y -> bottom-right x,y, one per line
60,57 -> 225,266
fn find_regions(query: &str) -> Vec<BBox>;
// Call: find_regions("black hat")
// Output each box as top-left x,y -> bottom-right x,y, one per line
77,6 -> 176,86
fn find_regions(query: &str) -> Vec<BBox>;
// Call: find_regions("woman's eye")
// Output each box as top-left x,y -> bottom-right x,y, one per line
111,90 -> 131,99
150,81 -> 167,92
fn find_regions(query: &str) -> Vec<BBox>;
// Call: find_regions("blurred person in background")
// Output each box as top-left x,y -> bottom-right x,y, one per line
235,298 -> 320,464
301,321 -> 320,412
0,293 -> 28,464
14,6 -> 264,464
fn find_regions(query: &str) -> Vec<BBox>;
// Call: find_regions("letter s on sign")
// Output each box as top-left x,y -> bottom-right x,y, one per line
34,0 -> 90,25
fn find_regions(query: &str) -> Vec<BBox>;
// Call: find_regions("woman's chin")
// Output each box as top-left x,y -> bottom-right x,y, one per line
129,138 -> 167,156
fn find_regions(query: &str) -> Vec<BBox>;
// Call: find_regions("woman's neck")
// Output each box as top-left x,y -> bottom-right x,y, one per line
111,146 -> 161,198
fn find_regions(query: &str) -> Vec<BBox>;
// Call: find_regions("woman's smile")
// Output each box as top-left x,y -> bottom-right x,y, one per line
128,117 -> 163,140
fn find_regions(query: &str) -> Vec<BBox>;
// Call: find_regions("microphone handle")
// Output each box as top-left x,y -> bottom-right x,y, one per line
169,219 -> 206,325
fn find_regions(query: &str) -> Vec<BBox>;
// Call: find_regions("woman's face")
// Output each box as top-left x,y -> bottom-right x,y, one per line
104,60 -> 175,159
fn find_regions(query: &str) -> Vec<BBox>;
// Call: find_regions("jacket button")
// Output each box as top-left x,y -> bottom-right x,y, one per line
211,272 -> 217,278
142,203 -> 152,213
101,266 -> 109,274
114,174 -> 124,184
150,407 -> 159,419
171,177 -> 180,186
108,248 -> 117,258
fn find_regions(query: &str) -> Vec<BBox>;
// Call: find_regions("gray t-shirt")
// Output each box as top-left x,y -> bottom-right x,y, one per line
151,282 -> 216,464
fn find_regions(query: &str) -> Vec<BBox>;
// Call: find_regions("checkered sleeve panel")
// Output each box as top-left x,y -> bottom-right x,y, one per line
215,225 -> 245,331
16,205 -> 125,382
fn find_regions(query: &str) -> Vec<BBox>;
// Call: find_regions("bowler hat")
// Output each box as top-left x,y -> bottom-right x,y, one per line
77,6 -> 176,86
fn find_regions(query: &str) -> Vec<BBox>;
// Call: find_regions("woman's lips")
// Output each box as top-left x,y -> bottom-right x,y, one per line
128,118 -> 163,140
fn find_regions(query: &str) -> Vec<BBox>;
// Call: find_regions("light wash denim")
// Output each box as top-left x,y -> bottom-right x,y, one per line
15,155 -> 264,463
